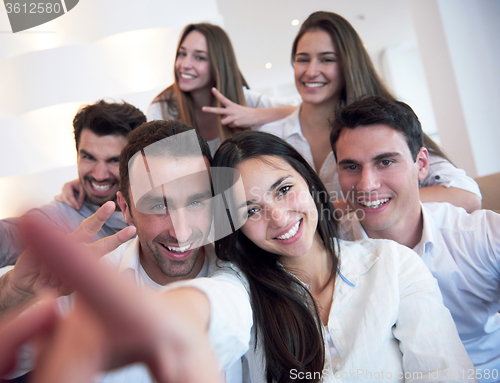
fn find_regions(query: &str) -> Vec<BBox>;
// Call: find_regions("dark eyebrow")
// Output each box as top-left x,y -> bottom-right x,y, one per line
79,150 -> 95,159
338,158 -> 359,166
296,52 -> 337,57
237,176 -> 291,209
268,176 -> 290,193
373,152 -> 401,161
178,46 -> 208,55
190,189 -> 213,202
106,156 -> 120,163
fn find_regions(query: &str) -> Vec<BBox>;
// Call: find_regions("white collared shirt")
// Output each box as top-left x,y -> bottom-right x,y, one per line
259,106 -> 482,201
339,203 -> 500,380
177,239 -> 475,382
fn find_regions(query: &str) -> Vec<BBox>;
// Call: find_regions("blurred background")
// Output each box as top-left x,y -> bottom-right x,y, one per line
0,0 -> 498,218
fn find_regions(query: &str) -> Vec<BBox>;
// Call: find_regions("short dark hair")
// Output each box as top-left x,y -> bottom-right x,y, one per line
330,96 -> 424,161
119,120 -> 212,206
73,100 -> 146,151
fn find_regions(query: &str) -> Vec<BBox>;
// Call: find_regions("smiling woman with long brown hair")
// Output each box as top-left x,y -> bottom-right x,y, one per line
260,11 -> 482,213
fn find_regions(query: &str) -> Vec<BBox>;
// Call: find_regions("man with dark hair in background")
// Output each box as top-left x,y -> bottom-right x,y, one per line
0,100 -> 146,267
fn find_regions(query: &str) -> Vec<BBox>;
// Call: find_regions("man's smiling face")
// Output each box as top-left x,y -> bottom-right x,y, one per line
119,155 -> 213,285
336,124 -> 429,239
77,129 -> 127,206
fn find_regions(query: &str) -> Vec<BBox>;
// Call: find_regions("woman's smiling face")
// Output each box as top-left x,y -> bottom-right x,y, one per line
235,155 -> 319,259
175,30 -> 213,93
293,29 -> 344,107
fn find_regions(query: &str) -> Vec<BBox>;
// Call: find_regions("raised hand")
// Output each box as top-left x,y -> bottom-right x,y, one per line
25,219 -> 221,383
54,178 -> 85,210
201,87 -> 255,128
0,202 -> 135,316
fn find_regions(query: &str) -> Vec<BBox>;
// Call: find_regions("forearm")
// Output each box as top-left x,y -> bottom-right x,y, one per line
419,186 -> 482,213
0,271 -> 35,318
250,106 -> 297,126
161,287 -> 211,332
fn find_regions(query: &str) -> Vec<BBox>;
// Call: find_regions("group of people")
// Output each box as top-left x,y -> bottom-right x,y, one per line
0,10 -> 498,383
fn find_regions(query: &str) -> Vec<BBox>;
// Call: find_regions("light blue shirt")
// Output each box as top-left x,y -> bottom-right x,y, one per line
339,202 -> 500,381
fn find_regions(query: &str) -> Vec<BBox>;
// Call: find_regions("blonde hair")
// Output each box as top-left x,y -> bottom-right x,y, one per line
152,23 -> 248,140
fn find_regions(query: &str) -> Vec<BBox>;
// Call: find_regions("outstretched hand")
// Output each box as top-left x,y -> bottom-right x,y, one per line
3,202 -> 136,311
21,219 -> 221,383
54,178 -> 85,210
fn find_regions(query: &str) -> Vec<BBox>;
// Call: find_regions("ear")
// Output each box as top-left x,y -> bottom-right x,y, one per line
117,191 -> 134,225
416,147 -> 430,181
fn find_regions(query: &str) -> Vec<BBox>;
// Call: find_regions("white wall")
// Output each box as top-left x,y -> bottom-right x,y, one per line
408,0 -> 500,177
0,0 -> 223,217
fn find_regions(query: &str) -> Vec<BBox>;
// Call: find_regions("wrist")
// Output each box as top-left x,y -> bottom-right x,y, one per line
0,271 -> 35,317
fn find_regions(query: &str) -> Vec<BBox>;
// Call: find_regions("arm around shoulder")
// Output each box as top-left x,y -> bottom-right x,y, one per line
421,155 -> 482,213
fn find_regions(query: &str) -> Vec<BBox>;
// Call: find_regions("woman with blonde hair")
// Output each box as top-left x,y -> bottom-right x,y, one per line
260,11 -> 482,213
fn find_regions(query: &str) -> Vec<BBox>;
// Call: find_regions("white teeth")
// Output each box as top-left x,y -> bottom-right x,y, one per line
276,220 -> 301,240
358,198 -> 389,209
166,244 -> 190,253
181,73 -> 195,79
305,83 -> 325,88
91,182 -> 112,191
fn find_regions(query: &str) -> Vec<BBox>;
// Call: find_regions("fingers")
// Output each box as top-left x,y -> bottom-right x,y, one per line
23,219 -> 140,326
70,201 -> 116,243
89,226 -> 136,258
56,179 -> 83,210
0,299 -> 60,376
211,87 -> 232,106
31,300 -> 105,383
76,189 -> 85,211
201,106 -> 228,115
201,88 -> 234,114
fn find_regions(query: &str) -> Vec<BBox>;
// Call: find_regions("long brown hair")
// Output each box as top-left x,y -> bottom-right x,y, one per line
213,131 -> 340,382
292,11 -> 450,160
151,23 -> 249,141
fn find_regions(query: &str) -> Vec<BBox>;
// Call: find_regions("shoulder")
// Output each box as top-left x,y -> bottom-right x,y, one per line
243,87 -> 299,108
100,237 -> 137,270
423,154 -> 481,197
258,107 -> 300,137
27,201 -> 86,233
338,238 -> 432,285
424,201 -> 498,232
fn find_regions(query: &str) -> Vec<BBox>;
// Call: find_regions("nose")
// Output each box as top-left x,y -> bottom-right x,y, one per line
180,54 -> 193,69
356,167 -> 381,193
169,208 -> 193,244
268,205 -> 288,229
91,161 -> 111,181
305,59 -> 320,78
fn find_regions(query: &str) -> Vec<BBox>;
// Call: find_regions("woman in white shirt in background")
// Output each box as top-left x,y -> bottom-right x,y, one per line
258,11 -> 482,213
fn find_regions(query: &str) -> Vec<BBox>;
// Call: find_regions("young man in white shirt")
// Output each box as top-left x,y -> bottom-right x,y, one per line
330,96 -> 500,381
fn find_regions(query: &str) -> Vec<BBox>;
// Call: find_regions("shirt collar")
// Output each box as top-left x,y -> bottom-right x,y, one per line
282,106 -> 304,139
117,236 -> 142,279
335,238 -> 379,287
414,203 -> 435,256
117,237 -> 215,281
